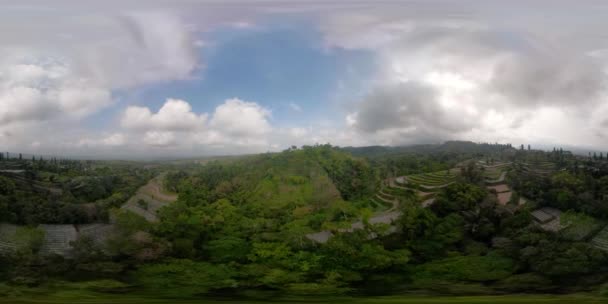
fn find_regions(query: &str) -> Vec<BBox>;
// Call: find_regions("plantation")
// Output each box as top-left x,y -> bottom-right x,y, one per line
591,226 -> 608,251
400,170 -> 457,188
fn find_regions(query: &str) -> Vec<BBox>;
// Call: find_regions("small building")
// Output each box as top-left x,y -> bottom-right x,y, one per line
531,209 -> 554,224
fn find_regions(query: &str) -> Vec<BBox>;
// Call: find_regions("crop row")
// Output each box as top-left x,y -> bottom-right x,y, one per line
407,175 -> 455,186
591,226 -> 608,250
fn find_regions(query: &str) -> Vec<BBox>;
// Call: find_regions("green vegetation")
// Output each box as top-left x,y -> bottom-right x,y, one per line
0,156 -> 153,224
405,170 -> 457,187
560,212 -> 605,241
2,142 -> 608,301
1,290 -> 606,304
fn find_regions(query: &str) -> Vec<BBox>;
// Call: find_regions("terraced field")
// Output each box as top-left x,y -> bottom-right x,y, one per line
397,170 -> 457,189
306,177 -> 418,243
0,222 -> 115,256
77,223 -> 114,245
365,196 -> 393,211
591,226 -> 608,251
39,224 -> 78,256
520,161 -> 557,176
0,174 -> 176,256
120,174 -> 178,222
0,223 -> 17,253
559,212 -> 605,241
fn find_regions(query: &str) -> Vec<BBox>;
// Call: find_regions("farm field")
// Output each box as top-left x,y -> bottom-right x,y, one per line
120,174 -> 178,222
480,162 -> 510,180
400,170 -> 457,188
559,212 -> 605,241
591,225 -> 608,251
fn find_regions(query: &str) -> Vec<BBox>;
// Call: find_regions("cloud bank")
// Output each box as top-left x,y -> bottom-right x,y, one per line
2,1 -> 608,157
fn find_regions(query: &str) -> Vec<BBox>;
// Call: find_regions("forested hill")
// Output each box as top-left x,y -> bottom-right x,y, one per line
163,145 -> 379,232
343,141 -> 515,158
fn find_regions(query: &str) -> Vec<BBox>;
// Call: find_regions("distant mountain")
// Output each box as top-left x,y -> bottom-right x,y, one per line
342,140 -> 515,158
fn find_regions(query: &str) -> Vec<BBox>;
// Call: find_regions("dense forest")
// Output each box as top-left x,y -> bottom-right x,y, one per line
1,142 -> 608,301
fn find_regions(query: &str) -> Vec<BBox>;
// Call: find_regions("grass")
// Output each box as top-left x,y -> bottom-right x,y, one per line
2,293 -> 606,304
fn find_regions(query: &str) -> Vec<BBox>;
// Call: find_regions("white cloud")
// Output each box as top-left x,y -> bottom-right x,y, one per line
78,133 -> 127,147
319,6 -> 608,148
209,98 -> 271,137
121,98 -> 207,132
101,97 -> 275,153
288,102 -> 302,112
143,131 -> 176,147
0,6 -> 201,155
0,59 -> 112,125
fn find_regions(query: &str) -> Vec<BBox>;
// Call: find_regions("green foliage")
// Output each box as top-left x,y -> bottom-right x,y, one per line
0,176 -> 16,195
13,226 -> 45,255
58,280 -> 131,293
559,211 -> 604,241
494,273 -> 553,292
135,259 -> 237,297
5,143 -> 608,298
204,237 -> 250,263
0,161 -> 151,224
409,213 -> 465,261
432,183 -> 487,216
321,233 -> 410,275
412,253 -> 514,283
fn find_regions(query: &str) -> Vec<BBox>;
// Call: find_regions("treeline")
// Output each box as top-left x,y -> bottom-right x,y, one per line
3,145 -> 608,298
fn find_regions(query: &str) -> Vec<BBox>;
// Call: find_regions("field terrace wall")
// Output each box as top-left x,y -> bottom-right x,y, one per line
0,223 -> 114,257
481,161 -> 528,210
591,226 -> 608,251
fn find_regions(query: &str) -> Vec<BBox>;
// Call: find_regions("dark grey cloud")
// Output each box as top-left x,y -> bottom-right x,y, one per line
323,6 -> 608,147
491,52 -> 605,107
353,82 -> 476,136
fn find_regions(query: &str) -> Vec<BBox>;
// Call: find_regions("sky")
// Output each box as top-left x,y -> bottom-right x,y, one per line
1,1 -> 608,158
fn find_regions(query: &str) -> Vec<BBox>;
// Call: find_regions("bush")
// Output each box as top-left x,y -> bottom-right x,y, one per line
494,273 -> 553,292
412,253 -> 514,283
135,259 -> 238,297
63,280 -> 131,293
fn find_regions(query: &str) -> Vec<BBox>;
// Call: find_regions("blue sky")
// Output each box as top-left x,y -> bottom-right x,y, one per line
2,1 -> 608,157
105,20 -> 375,130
